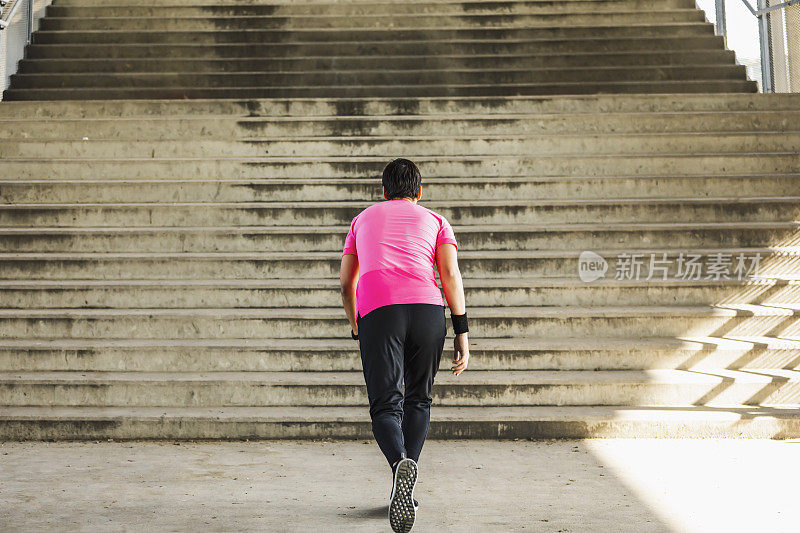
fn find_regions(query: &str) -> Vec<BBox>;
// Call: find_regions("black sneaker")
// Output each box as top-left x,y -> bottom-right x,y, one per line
388,457 -> 418,532
388,489 -> 419,511
390,461 -> 419,512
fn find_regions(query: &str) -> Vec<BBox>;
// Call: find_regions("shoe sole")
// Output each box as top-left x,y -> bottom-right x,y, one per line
389,458 -> 418,533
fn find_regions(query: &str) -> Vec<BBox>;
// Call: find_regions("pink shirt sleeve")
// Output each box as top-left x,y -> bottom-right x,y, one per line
342,217 -> 357,256
436,216 -> 458,251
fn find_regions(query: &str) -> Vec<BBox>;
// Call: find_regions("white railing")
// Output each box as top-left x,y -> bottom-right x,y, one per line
700,0 -> 800,92
0,0 -> 51,99
0,0 -> 33,97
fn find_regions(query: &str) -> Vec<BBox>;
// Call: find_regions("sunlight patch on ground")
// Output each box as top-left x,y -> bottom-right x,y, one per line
585,438 -> 800,533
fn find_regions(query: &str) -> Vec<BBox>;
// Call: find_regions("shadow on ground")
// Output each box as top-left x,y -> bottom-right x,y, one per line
0,439 -> 675,532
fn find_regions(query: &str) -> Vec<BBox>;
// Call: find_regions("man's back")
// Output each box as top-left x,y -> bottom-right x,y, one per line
342,198 -> 458,318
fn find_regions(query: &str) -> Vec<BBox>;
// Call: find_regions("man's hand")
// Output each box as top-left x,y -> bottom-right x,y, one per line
451,333 -> 470,376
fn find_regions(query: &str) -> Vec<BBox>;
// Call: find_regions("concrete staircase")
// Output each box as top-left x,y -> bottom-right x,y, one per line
2,0 -> 800,439
5,0 -> 757,99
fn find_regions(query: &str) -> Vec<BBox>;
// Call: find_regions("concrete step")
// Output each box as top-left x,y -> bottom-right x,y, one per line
1,196 -> 798,222
28,24 -> 718,46
17,51 -> 737,74
0,198 -> 797,226
12,64 -> 745,89
4,80 -> 758,100
46,0 -> 696,17
50,0 -> 694,7
0,368 -> 798,407
1,304 -> 799,339
2,175 -> 798,203
0,276 -> 800,309
5,112 -> 798,140
1,153 -> 794,179
0,222 -> 796,253
9,65 -> 747,89
3,94 -> 794,119
37,12 -> 705,31
3,133 -> 797,159
0,247 -> 787,279
1,335 -> 799,372
23,37 -> 729,59
3,404 -> 799,440
3,278 -> 798,310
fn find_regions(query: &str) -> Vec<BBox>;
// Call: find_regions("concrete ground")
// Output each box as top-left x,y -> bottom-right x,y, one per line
0,439 -> 797,532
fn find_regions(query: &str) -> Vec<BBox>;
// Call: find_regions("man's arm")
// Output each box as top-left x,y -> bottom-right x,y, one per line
435,243 -> 470,376
340,253 -> 360,337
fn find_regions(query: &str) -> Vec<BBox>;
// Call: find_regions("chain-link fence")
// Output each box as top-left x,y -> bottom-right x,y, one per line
697,0 -> 800,92
770,2 -> 800,91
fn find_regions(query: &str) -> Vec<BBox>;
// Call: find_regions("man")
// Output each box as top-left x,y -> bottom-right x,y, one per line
340,158 -> 470,533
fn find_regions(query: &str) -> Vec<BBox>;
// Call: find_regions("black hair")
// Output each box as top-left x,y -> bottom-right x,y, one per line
382,158 -> 421,200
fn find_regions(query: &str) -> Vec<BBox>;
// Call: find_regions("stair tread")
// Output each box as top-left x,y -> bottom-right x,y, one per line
9,132 -> 800,140
33,21 -> 713,30
1,335 -> 799,351
14,63 -> 740,75
0,246 -> 793,258
1,304 -> 799,318
41,13 -> 704,21
1,222 -> 797,233
3,92 -> 794,103
2,173 -> 796,183
16,41 -> 733,54
21,50 -> 732,60
6,195 -> 799,204
7,110 -> 800,123
42,0 -> 703,4
5,197 -> 799,207
44,9 -> 701,17
6,151 -> 793,162
2,368 -> 798,384
0,277 -> 791,288
2,405 -> 799,422
6,80 -> 756,96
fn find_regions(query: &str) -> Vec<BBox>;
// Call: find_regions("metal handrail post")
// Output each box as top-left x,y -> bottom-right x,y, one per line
715,0 -> 728,45
757,0 -> 775,92
26,0 -> 33,45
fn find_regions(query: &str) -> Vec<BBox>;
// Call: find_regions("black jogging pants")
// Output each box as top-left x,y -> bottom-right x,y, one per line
357,303 -> 447,470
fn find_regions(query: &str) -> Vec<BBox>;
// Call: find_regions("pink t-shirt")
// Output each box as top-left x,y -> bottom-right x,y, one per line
342,198 -> 459,318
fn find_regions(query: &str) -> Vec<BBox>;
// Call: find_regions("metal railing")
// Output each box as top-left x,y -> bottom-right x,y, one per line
0,0 -> 40,99
712,0 -> 800,92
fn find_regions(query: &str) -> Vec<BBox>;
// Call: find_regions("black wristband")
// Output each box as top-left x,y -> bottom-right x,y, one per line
351,329 -> 359,340
451,312 -> 469,335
